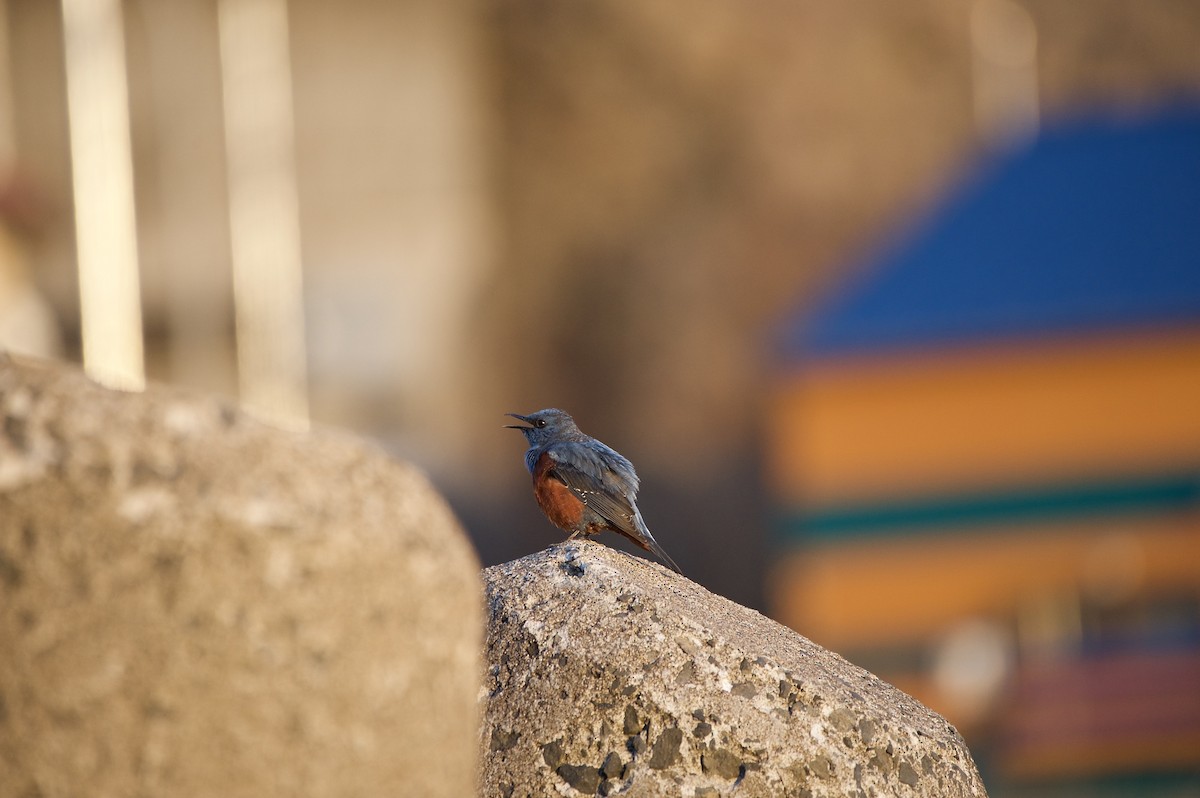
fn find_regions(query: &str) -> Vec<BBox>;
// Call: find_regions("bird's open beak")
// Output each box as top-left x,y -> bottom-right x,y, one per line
503,413 -> 533,430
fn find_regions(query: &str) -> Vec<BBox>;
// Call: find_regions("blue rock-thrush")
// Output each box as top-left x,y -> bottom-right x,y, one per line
506,408 -> 682,574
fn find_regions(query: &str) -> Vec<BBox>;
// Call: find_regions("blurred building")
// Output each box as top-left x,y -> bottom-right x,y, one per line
1,0 -> 1199,607
768,108 -> 1200,796
2,0 -> 494,451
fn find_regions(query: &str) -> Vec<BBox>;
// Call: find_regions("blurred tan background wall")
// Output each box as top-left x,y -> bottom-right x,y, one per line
0,0 -> 1199,608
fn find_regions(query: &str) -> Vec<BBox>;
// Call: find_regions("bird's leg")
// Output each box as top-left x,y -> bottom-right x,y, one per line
565,530 -> 583,541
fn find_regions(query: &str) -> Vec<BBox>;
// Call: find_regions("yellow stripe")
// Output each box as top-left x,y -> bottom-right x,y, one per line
769,329 -> 1200,505
768,515 -> 1200,650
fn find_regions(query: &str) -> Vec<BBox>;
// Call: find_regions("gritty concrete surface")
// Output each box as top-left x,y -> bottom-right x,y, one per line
0,355 -> 482,797
481,542 -> 988,797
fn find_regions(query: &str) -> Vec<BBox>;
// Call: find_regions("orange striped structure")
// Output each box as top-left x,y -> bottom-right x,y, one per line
768,111 -> 1200,791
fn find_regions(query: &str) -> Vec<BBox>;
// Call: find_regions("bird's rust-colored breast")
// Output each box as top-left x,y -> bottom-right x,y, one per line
532,451 -> 585,532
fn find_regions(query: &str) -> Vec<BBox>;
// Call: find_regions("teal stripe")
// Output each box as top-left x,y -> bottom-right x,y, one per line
777,474 -> 1200,542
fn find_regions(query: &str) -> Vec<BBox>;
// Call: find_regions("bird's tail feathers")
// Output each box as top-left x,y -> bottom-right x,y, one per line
631,509 -> 683,575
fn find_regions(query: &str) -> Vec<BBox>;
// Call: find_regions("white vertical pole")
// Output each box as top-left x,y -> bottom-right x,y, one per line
61,0 -> 145,390
217,0 -> 309,428
971,0 -> 1040,149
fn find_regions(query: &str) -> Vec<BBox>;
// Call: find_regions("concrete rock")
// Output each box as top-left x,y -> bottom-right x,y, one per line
0,355 -> 482,797
481,542 -> 987,797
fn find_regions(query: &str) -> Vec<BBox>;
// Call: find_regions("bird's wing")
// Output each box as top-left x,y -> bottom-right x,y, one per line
544,441 -> 640,536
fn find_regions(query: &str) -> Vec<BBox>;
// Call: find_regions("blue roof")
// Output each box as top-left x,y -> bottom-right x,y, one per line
781,108 -> 1200,360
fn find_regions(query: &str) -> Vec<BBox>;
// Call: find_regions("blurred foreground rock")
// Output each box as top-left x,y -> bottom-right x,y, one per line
0,355 -> 481,797
482,542 -> 987,797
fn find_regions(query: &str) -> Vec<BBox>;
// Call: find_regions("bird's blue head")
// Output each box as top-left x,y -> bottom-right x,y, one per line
504,408 -> 582,448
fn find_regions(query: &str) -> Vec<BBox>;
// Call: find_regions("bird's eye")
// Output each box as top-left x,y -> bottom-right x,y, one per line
535,418 -> 547,429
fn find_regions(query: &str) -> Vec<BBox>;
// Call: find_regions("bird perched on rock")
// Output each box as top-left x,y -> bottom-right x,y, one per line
505,408 -> 682,574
